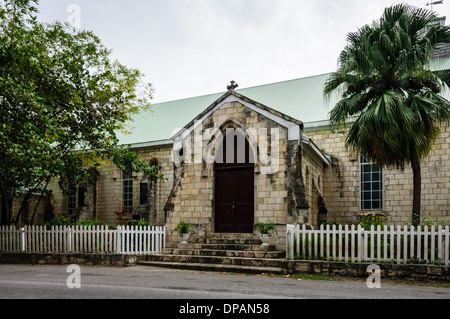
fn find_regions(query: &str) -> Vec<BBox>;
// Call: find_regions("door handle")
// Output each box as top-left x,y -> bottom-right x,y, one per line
232,202 -> 235,210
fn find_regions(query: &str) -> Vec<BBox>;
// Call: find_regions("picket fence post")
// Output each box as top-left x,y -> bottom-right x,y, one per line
445,226 -> 449,266
116,226 -> 122,254
67,227 -> 72,253
20,227 -> 25,252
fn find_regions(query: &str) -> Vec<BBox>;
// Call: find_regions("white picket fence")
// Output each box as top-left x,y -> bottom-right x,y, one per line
0,225 -> 166,255
286,224 -> 450,266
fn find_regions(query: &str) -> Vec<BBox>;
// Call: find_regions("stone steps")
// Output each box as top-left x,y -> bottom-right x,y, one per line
142,254 -> 285,267
137,261 -> 285,275
193,234 -> 262,246
181,243 -> 276,251
137,233 -> 287,275
161,248 -> 285,259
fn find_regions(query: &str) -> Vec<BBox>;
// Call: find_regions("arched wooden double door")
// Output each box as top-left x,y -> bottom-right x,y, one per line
214,129 -> 255,233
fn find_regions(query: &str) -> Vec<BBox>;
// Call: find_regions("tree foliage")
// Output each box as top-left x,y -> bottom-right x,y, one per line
0,0 -> 159,225
324,4 -> 450,225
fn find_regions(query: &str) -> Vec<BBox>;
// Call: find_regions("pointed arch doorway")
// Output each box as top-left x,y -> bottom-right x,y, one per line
214,128 -> 255,233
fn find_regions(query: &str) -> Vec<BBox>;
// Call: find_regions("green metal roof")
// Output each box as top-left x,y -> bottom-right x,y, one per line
117,92 -> 224,146
116,57 -> 450,146
116,73 -> 337,146
238,73 -> 335,125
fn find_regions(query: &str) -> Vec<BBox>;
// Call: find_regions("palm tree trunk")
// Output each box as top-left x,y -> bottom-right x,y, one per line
411,159 -> 421,227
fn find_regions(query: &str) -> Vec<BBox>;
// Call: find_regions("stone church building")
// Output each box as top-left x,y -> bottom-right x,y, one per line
39,65 -> 450,248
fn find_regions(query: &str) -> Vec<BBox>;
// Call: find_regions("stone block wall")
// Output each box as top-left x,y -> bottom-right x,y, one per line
47,145 -> 174,227
305,124 -> 450,226
6,194 -> 48,226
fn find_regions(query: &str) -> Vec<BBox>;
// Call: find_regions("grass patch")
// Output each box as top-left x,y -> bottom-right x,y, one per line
285,273 -> 342,281
221,271 -> 341,282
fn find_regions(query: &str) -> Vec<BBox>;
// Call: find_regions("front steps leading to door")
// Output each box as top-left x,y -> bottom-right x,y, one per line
137,233 -> 288,275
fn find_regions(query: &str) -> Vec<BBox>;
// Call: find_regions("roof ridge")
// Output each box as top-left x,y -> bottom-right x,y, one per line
153,91 -> 225,106
153,72 -> 333,106
237,72 -> 332,92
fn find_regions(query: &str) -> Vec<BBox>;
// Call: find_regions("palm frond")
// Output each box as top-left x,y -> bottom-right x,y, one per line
329,93 -> 365,126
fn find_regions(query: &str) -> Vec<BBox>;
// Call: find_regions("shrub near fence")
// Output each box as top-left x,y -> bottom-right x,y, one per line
286,224 -> 450,266
0,225 -> 166,255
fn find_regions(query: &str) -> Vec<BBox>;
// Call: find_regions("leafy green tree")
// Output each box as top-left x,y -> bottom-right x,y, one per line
0,0 -> 159,225
324,4 -> 450,226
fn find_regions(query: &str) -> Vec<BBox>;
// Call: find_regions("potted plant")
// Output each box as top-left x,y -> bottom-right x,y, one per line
115,205 -> 129,225
256,220 -> 277,246
172,221 -> 194,244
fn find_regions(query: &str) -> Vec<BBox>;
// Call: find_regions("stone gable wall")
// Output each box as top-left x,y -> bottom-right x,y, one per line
164,101 -> 304,248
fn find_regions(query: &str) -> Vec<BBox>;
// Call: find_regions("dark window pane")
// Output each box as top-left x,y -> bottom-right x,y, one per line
372,191 -> 380,200
363,201 -> 372,210
372,164 -> 382,172
140,183 -> 148,205
78,186 -> 86,207
372,172 -> 380,181
372,182 -> 381,191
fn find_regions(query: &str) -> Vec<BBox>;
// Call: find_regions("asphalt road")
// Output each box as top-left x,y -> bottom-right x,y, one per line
0,264 -> 448,301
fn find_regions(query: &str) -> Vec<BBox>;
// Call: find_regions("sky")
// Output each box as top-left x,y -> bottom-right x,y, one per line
35,0 -> 450,104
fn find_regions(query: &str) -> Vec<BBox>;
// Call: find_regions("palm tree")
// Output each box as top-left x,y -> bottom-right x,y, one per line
324,4 -> 450,226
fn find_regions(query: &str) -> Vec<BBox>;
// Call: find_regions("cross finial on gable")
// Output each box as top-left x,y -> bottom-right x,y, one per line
227,81 -> 239,91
